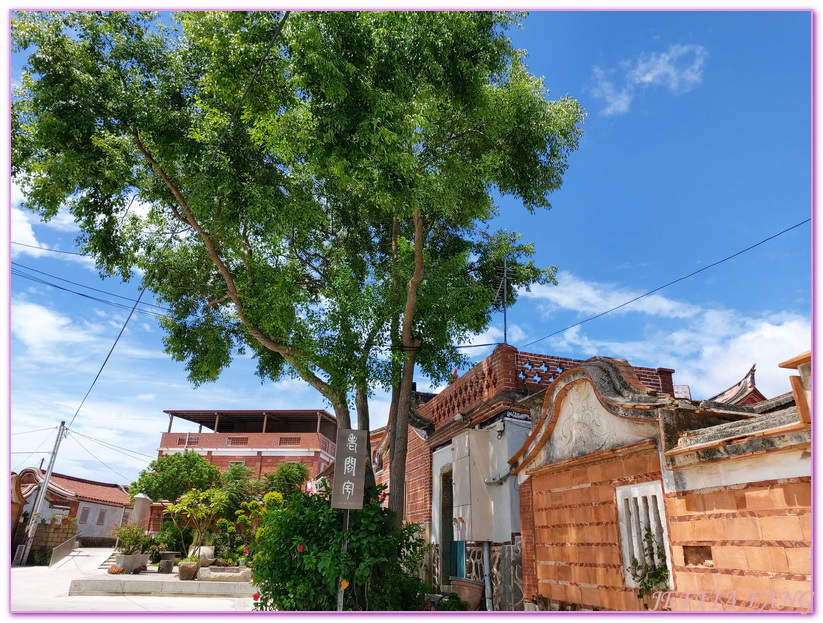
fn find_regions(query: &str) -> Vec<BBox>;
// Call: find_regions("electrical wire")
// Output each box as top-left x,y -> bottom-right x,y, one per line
519,218 -> 811,349
11,427 -> 60,436
66,432 -> 132,482
12,267 -> 168,320
10,241 -> 83,255
63,12 -> 291,433
12,262 -> 169,311
70,430 -> 157,461
12,429 -> 56,472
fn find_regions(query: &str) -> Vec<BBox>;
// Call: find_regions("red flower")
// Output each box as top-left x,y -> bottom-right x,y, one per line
253,593 -> 259,601
254,518 -> 259,526
244,545 -> 249,555
297,544 -> 304,553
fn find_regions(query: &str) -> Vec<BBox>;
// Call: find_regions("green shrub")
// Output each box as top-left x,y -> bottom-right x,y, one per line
155,521 -> 192,555
253,486 -> 427,611
30,550 -> 51,566
435,593 -> 469,611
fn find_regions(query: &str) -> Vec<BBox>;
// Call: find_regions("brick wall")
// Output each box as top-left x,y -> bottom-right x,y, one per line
418,346 -> 674,430
665,477 -> 811,612
405,431 -> 432,525
519,477 -> 537,602
527,441 -> 661,611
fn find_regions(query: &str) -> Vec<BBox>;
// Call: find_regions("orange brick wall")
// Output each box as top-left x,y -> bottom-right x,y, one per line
665,477 -> 811,612
527,441 -> 662,611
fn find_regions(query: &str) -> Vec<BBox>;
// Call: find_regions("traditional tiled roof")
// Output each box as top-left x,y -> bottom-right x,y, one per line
706,364 -> 767,406
18,468 -> 130,507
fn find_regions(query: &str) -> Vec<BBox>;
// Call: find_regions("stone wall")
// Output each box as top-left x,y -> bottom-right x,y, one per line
25,522 -> 78,563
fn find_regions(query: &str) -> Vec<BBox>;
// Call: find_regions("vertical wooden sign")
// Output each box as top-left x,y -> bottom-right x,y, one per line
331,429 -> 367,510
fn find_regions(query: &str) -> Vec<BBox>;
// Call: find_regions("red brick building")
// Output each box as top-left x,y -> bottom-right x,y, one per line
158,409 -> 337,479
380,345 -> 810,611
376,344 -> 676,609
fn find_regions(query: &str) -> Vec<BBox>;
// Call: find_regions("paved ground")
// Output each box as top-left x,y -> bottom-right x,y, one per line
9,548 -> 255,613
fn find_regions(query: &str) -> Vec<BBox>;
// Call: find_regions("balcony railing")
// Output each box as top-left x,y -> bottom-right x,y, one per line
162,432 -> 336,456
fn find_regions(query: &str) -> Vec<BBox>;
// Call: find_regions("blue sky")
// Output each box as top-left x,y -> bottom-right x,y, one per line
6,9 -> 813,487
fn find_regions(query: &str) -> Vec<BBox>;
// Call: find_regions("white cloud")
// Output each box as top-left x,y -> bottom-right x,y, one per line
628,44 -> 709,92
522,270 -> 700,319
590,67 -> 632,116
546,309 -> 809,401
11,298 -> 104,366
591,44 -> 708,115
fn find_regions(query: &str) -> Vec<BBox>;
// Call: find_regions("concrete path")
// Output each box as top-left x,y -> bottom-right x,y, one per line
9,548 -> 255,612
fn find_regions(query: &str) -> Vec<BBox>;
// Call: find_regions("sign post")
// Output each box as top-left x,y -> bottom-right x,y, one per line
331,429 -> 367,611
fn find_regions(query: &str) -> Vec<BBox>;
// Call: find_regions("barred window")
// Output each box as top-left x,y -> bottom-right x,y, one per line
279,436 -> 301,446
616,481 -> 672,589
226,437 -> 249,446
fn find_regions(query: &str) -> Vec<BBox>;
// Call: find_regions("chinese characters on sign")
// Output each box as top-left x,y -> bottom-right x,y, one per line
331,429 -> 367,509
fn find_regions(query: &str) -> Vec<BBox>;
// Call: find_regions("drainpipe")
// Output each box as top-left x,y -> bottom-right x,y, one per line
483,541 -> 493,611
484,466 -> 511,486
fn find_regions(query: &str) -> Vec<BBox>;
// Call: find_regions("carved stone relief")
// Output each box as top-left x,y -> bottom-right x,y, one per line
546,381 -> 650,464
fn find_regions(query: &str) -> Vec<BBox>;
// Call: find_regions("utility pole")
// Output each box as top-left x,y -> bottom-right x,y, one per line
20,421 -> 66,566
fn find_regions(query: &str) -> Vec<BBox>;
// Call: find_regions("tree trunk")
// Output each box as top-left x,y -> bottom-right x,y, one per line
388,210 -> 424,527
355,383 -> 376,492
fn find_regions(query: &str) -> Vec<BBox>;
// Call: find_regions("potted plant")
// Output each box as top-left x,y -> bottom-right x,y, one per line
111,522 -> 150,574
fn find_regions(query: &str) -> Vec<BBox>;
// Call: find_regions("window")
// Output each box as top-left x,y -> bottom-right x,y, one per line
96,509 -> 107,526
226,436 -> 248,446
616,481 -> 672,589
228,460 -> 246,467
78,507 -> 90,525
178,435 -> 199,446
279,436 -> 301,446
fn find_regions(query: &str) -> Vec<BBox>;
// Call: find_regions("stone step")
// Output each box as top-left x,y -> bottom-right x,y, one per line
98,551 -> 118,570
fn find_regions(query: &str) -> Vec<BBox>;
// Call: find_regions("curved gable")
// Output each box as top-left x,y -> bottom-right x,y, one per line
510,358 -> 674,478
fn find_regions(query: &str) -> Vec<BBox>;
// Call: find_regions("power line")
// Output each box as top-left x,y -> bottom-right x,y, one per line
66,432 -> 132,483
11,241 -> 83,255
11,427 -> 60,436
12,267 -> 168,320
70,430 -> 157,461
520,218 -> 811,349
12,262 -> 169,311
12,429 -> 57,472
63,12 -> 290,433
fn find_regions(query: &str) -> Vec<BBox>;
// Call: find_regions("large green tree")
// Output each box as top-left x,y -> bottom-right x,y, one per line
13,10 -> 583,520
129,450 -> 222,502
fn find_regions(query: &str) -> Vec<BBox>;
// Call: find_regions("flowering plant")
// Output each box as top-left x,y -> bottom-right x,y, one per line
111,522 -> 150,555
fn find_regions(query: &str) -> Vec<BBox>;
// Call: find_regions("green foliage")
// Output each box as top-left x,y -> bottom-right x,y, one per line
630,529 -> 670,609
435,593 -> 469,611
264,462 -> 311,496
11,10 -> 583,432
155,520 -> 192,555
129,451 -> 221,503
167,488 -> 229,552
30,550 -> 50,566
221,463 -> 266,520
253,486 -> 427,611
111,522 -> 151,555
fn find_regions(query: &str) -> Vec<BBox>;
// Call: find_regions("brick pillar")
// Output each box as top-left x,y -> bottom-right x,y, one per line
519,477 -> 537,605
656,368 -> 675,397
